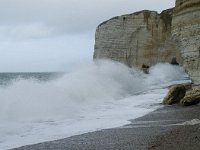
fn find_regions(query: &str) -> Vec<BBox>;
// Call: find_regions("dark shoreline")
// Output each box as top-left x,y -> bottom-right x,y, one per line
11,104 -> 200,150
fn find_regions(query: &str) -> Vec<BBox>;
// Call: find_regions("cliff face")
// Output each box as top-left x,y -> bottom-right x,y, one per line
94,0 -> 200,83
94,9 -> 181,68
172,0 -> 200,83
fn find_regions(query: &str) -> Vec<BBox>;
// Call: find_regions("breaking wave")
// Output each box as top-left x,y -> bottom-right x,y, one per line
0,60 -> 190,149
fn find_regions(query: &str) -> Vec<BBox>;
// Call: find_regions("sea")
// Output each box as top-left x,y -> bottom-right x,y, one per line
0,60 -> 190,149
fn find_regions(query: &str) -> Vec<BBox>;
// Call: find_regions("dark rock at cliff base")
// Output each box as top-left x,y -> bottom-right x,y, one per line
163,84 -> 186,105
180,87 -> 200,106
170,57 -> 179,65
141,64 -> 150,74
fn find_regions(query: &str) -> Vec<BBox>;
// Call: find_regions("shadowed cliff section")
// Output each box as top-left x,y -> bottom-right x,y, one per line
172,0 -> 200,84
173,0 -> 200,15
94,0 -> 200,84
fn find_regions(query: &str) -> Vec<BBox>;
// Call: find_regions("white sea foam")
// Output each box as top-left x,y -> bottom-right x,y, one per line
182,119 -> 200,125
0,60 -> 190,149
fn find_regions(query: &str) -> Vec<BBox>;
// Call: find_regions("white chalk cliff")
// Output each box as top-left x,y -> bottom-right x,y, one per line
94,0 -> 200,84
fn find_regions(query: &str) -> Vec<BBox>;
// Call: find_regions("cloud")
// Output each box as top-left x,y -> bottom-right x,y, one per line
0,0 -> 175,71
0,23 -> 55,40
0,0 -> 175,37
0,33 -> 94,72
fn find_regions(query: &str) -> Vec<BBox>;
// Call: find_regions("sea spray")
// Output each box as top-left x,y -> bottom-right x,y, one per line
147,63 -> 189,86
0,60 -> 190,149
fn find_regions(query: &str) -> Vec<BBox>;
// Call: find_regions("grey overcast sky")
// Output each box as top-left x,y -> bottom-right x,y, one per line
0,0 -> 175,72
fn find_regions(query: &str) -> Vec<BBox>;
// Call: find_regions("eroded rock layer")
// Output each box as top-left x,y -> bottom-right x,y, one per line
94,9 -> 181,68
172,0 -> 200,83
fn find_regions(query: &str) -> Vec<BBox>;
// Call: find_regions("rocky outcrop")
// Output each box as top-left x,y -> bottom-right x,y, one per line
180,87 -> 200,106
172,0 -> 200,84
94,0 -> 200,83
168,82 -> 192,90
94,9 -> 181,68
163,83 -> 200,106
163,84 -> 186,105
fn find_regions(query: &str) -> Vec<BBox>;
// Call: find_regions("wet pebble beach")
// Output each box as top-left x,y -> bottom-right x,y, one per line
12,104 -> 200,150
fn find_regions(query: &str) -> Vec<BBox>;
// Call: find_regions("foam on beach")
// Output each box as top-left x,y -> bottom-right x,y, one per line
0,60 -> 190,149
